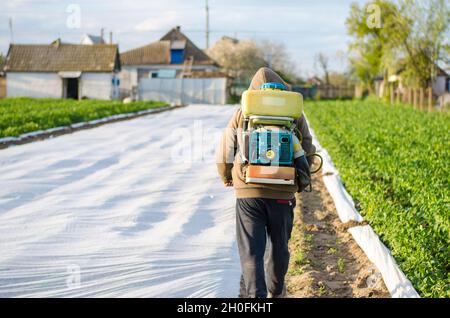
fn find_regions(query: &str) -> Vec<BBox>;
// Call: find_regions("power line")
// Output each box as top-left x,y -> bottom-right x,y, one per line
8,18 -> 13,43
0,29 -> 324,35
205,0 -> 210,49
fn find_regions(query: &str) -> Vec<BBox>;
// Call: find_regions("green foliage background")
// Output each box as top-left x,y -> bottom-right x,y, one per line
346,0 -> 449,90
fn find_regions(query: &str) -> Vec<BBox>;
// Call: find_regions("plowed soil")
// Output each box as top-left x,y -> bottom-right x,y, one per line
286,174 -> 390,298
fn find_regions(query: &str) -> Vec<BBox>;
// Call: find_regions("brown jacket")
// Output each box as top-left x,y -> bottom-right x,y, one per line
216,67 -> 316,199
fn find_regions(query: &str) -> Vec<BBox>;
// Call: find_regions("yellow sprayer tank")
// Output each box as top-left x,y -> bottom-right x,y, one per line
241,89 -> 303,119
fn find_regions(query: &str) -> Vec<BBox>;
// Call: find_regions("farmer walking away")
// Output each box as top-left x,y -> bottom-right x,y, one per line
216,67 -> 317,298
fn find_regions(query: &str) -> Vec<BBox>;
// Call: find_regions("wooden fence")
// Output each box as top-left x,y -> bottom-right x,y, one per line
0,77 -> 5,99
292,85 -> 354,99
390,87 -> 438,112
316,85 -> 354,99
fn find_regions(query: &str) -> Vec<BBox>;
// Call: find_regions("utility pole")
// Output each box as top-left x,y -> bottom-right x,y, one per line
9,18 -> 14,43
205,0 -> 210,49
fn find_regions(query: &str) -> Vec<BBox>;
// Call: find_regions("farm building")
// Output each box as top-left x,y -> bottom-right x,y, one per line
4,40 -> 121,100
80,30 -> 115,46
120,26 -> 228,104
374,67 -> 450,100
432,67 -> 450,96
120,26 -> 219,86
81,33 -> 106,45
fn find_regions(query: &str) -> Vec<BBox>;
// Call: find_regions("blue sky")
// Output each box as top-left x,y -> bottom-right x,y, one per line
0,0 -> 368,76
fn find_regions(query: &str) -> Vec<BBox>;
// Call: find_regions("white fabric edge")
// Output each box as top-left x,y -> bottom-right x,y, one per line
348,225 -> 420,298
304,114 -> 420,298
322,174 -> 364,223
0,105 -> 175,144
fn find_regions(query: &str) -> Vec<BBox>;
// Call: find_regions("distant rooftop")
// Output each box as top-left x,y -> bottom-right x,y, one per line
81,34 -> 106,45
121,26 -> 218,66
5,43 -> 120,72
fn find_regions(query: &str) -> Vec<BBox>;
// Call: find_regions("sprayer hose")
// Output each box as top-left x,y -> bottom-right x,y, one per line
307,153 -> 323,174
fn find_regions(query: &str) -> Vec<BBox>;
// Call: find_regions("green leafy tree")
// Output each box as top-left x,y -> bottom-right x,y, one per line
397,0 -> 449,87
348,38 -> 383,93
347,0 -> 449,90
346,0 -> 404,93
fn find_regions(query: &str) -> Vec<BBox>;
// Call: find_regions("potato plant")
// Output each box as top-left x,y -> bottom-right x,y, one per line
305,98 -> 450,297
0,98 -> 167,138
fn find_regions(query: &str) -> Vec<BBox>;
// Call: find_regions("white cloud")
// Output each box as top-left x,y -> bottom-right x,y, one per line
134,11 -> 180,32
5,0 -> 60,9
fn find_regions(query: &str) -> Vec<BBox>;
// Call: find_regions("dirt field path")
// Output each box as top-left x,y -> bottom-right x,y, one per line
287,174 -> 390,298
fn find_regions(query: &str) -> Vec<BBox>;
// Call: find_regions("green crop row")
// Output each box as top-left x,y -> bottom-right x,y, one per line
0,97 -> 167,138
304,98 -> 450,298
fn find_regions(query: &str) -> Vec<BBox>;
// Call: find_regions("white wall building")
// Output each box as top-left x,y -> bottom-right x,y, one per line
120,26 -> 227,103
432,68 -> 450,96
4,41 -> 121,100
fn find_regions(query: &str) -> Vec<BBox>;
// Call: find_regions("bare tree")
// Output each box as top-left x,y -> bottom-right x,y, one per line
207,37 -> 266,81
315,53 -> 330,85
257,39 -> 297,82
208,37 -> 298,83
0,53 -> 5,70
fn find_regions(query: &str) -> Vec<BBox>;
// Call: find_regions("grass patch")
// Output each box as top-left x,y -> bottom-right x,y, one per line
317,282 -> 327,296
337,258 -> 345,274
327,247 -> 337,255
288,199 -> 310,277
294,249 -> 307,266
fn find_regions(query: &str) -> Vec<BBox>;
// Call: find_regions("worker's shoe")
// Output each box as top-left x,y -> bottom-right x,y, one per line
267,285 -> 286,298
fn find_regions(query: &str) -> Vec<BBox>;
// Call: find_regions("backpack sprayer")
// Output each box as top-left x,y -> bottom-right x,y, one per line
241,82 -> 322,190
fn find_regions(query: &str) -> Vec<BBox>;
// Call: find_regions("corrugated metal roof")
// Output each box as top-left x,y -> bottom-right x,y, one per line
5,43 -> 120,72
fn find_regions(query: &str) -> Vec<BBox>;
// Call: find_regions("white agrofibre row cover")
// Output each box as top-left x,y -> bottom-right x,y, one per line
0,105 -> 240,297
306,117 -> 420,298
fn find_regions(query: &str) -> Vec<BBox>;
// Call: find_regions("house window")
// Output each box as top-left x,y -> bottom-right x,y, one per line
138,69 -> 158,79
170,49 -> 184,64
157,69 -> 177,78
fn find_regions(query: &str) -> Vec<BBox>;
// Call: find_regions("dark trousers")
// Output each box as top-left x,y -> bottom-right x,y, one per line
236,198 -> 295,298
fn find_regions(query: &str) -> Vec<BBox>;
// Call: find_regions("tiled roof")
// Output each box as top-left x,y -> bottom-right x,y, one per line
5,43 -> 120,72
120,41 -> 171,65
120,27 -> 218,66
160,27 -> 217,65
